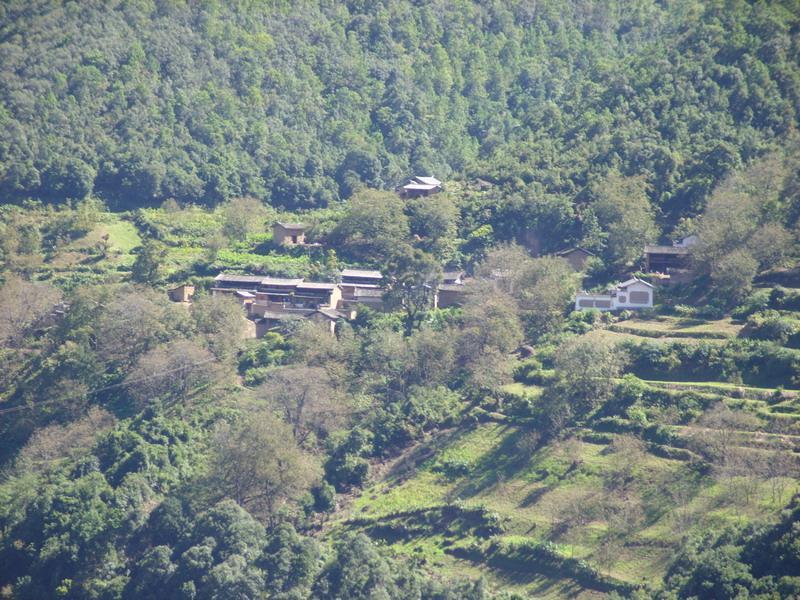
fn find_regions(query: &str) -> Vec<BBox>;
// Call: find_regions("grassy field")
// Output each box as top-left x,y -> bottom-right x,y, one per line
335,418 -> 797,596
608,315 -> 743,339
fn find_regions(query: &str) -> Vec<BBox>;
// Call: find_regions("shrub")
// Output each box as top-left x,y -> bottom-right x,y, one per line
432,456 -> 474,478
742,310 -> 800,345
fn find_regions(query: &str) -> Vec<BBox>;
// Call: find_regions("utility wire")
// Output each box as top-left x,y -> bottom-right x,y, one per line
0,356 -> 219,417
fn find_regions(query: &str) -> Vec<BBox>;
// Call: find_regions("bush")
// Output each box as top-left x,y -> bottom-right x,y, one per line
433,456 -> 474,478
742,310 -> 800,345
514,357 -> 544,384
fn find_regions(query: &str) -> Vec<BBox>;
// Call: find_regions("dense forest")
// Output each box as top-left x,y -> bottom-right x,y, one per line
2,1 -> 800,599
1,0 -> 799,220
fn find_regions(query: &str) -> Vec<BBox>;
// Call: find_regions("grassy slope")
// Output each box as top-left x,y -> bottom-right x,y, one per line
336,422 -> 796,596
336,320 -> 800,597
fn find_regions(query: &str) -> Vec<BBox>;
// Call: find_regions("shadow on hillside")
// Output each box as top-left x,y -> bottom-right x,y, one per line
384,427 -> 465,484
446,426 -> 532,501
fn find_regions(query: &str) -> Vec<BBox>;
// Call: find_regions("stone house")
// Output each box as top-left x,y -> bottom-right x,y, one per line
272,222 -> 306,246
168,283 -> 195,303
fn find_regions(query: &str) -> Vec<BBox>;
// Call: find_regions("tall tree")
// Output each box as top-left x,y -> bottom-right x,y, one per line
208,411 -> 320,522
591,172 -> 658,269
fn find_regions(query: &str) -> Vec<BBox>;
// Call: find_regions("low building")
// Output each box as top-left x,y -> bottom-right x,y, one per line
442,270 -> 465,285
341,268 -> 383,286
436,283 -> 468,308
254,307 -> 348,336
272,222 -> 306,246
555,247 -> 595,271
644,235 -> 698,273
398,176 -> 443,198
575,278 -> 654,311
339,268 -> 385,310
168,283 -> 195,303
211,274 -> 266,296
249,279 -> 340,317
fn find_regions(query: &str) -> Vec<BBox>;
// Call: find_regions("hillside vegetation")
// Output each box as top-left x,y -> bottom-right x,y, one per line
2,1 -> 800,599
1,0 -> 799,216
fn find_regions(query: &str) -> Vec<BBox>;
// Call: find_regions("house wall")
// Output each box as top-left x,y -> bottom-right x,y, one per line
613,282 -> 653,309
272,225 -> 305,245
561,251 -> 590,271
575,295 -> 614,311
437,288 -> 466,308
169,285 -> 195,302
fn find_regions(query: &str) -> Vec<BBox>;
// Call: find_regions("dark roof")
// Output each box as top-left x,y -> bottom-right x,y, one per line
556,247 -> 595,257
273,222 -> 306,230
317,308 -> 347,320
644,245 -> 690,255
341,268 -> 383,279
296,282 -> 338,290
438,283 -> 467,292
214,274 -> 265,283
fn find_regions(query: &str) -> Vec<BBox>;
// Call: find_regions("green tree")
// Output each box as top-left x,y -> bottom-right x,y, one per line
328,190 -> 410,264
592,172 -> 658,269
221,196 -> 267,241
131,238 -> 166,283
383,244 -> 442,335
208,412 -> 320,522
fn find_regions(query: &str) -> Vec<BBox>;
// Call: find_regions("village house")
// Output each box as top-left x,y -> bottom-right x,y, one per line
574,278 -> 654,311
442,270 -> 465,285
210,273 -> 350,336
644,236 -> 697,273
249,279 -> 341,316
339,268 -> 386,310
434,270 -> 468,308
397,176 -> 443,198
272,222 -> 306,246
435,283 -> 468,308
555,247 -> 595,271
168,283 -> 195,303
211,274 -> 266,295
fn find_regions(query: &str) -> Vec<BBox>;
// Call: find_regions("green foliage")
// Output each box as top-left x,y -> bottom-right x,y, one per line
1,1 -> 798,216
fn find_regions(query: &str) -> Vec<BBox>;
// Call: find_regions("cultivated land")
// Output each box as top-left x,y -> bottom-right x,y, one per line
6,205 -> 800,596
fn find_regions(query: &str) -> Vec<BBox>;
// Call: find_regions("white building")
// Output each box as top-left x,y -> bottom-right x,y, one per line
575,278 -> 654,311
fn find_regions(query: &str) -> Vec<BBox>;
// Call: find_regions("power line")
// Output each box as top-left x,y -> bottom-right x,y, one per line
0,356 -> 219,417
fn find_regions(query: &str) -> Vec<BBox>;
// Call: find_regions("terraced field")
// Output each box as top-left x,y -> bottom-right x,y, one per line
337,309 -> 800,597
336,410 -> 798,596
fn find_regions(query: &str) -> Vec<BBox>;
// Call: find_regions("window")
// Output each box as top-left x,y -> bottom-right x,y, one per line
618,295 -> 627,303
595,299 -> 612,308
578,299 -> 594,308
630,291 -> 650,304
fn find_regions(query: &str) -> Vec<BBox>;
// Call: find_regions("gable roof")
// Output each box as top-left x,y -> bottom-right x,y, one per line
618,277 -> 654,289
556,247 -> 595,257
214,274 -> 265,284
341,268 -> 382,280
413,176 -> 441,186
260,277 -> 304,286
644,244 -> 690,255
273,222 -> 306,230
296,282 -> 338,290
403,183 -> 440,191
